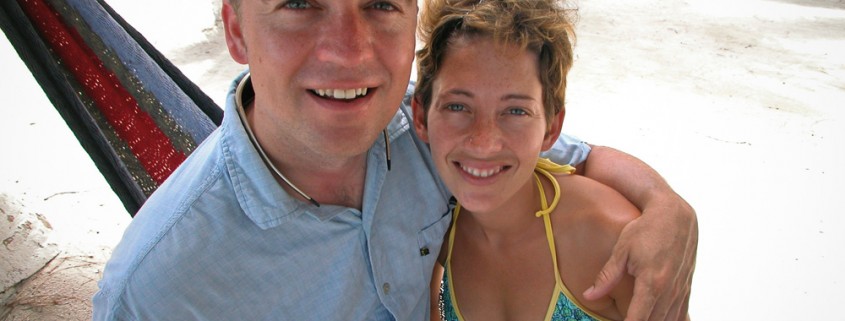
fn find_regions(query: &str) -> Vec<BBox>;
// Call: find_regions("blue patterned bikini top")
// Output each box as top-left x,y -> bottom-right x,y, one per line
438,159 -> 610,321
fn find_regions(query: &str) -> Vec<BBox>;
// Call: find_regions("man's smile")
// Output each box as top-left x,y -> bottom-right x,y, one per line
311,88 -> 370,100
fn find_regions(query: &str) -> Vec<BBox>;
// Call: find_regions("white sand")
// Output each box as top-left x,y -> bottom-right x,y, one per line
1,0 -> 843,319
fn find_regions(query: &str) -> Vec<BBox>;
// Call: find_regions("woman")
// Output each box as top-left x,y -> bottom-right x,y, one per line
411,1 -> 686,320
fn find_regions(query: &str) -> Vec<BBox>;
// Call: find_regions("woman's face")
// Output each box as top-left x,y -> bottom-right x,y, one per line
414,36 -> 563,214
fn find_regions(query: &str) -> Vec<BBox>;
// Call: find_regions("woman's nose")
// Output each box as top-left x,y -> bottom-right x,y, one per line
464,118 -> 503,155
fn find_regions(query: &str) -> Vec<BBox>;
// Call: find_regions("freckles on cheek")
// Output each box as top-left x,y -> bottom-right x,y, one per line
425,126 -> 440,146
431,131 -> 457,157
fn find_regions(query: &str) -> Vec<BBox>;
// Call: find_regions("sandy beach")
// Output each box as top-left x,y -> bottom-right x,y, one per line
2,0 -> 844,319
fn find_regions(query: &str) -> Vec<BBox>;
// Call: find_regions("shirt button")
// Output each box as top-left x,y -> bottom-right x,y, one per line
382,283 -> 391,295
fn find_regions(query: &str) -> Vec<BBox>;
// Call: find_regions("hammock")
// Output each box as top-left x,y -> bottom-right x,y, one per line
0,0 -> 223,215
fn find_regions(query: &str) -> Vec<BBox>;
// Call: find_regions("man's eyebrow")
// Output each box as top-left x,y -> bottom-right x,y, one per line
262,0 -> 287,10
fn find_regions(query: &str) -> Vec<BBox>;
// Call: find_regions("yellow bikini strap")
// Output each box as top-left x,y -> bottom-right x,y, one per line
534,158 -> 575,218
532,158 -> 576,295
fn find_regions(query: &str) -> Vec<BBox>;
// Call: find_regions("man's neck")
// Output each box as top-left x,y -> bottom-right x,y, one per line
245,103 -> 369,210
277,155 -> 368,210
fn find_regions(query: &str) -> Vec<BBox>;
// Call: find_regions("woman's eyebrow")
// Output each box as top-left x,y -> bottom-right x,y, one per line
501,94 -> 536,102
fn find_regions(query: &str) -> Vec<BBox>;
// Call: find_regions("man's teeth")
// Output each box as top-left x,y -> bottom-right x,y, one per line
461,165 -> 502,178
315,88 -> 369,100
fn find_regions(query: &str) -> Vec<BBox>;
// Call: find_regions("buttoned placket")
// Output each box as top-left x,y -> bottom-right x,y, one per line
362,131 -> 398,310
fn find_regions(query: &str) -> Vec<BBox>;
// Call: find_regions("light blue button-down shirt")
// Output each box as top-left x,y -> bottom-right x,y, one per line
93,72 -> 590,321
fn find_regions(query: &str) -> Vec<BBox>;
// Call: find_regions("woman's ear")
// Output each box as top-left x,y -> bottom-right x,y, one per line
222,1 -> 248,64
541,109 -> 565,151
412,98 -> 430,143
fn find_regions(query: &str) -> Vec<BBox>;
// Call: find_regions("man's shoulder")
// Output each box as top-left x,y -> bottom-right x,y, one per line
94,129 -> 235,309
93,169 -> 240,320
139,126 -> 232,211
133,129 -> 234,243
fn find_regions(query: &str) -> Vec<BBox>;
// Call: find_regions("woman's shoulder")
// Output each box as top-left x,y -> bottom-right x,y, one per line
548,173 -> 638,317
552,173 -> 640,234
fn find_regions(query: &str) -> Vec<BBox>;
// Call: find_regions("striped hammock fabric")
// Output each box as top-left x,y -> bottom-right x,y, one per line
1,0 -> 223,215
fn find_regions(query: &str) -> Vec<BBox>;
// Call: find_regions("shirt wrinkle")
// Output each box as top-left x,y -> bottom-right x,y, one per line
304,205 -> 359,222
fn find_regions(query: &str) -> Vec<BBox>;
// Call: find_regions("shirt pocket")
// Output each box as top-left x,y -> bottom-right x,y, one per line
416,208 -> 452,283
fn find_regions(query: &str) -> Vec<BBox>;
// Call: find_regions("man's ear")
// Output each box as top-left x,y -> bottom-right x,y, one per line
541,109 -> 565,151
222,1 -> 248,64
411,98 -> 430,143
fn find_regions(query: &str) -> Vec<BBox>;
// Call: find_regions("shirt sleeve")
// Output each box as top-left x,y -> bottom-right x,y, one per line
540,133 -> 591,166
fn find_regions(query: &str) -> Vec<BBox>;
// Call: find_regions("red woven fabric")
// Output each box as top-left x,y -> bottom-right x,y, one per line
19,0 -> 186,184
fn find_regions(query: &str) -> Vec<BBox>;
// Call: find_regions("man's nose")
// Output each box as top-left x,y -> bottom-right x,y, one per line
314,11 -> 375,66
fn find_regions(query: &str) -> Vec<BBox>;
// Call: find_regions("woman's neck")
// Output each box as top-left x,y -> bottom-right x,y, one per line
457,172 -> 553,247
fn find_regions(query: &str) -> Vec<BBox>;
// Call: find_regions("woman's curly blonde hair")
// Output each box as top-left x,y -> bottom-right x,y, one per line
415,0 -> 577,127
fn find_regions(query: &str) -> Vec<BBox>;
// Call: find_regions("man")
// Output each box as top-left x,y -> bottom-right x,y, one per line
93,1 -> 696,320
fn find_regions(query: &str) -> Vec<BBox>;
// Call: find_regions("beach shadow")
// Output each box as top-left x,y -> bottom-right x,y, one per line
765,0 -> 845,9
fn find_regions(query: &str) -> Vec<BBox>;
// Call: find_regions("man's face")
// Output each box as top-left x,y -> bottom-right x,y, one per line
223,0 -> 417,158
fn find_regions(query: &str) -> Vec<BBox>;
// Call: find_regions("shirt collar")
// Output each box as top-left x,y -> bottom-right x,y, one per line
219,71 -> 413,229
220,71 -> 307,229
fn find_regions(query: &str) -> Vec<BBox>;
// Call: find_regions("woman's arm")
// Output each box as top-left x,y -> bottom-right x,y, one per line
578,145 -> 698,321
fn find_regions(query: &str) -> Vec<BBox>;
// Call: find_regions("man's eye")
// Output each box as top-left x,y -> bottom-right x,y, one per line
507,108 -> 528,116
445,104 -> 465,112
371,1 -> 397,11
283,0 -> 311,9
